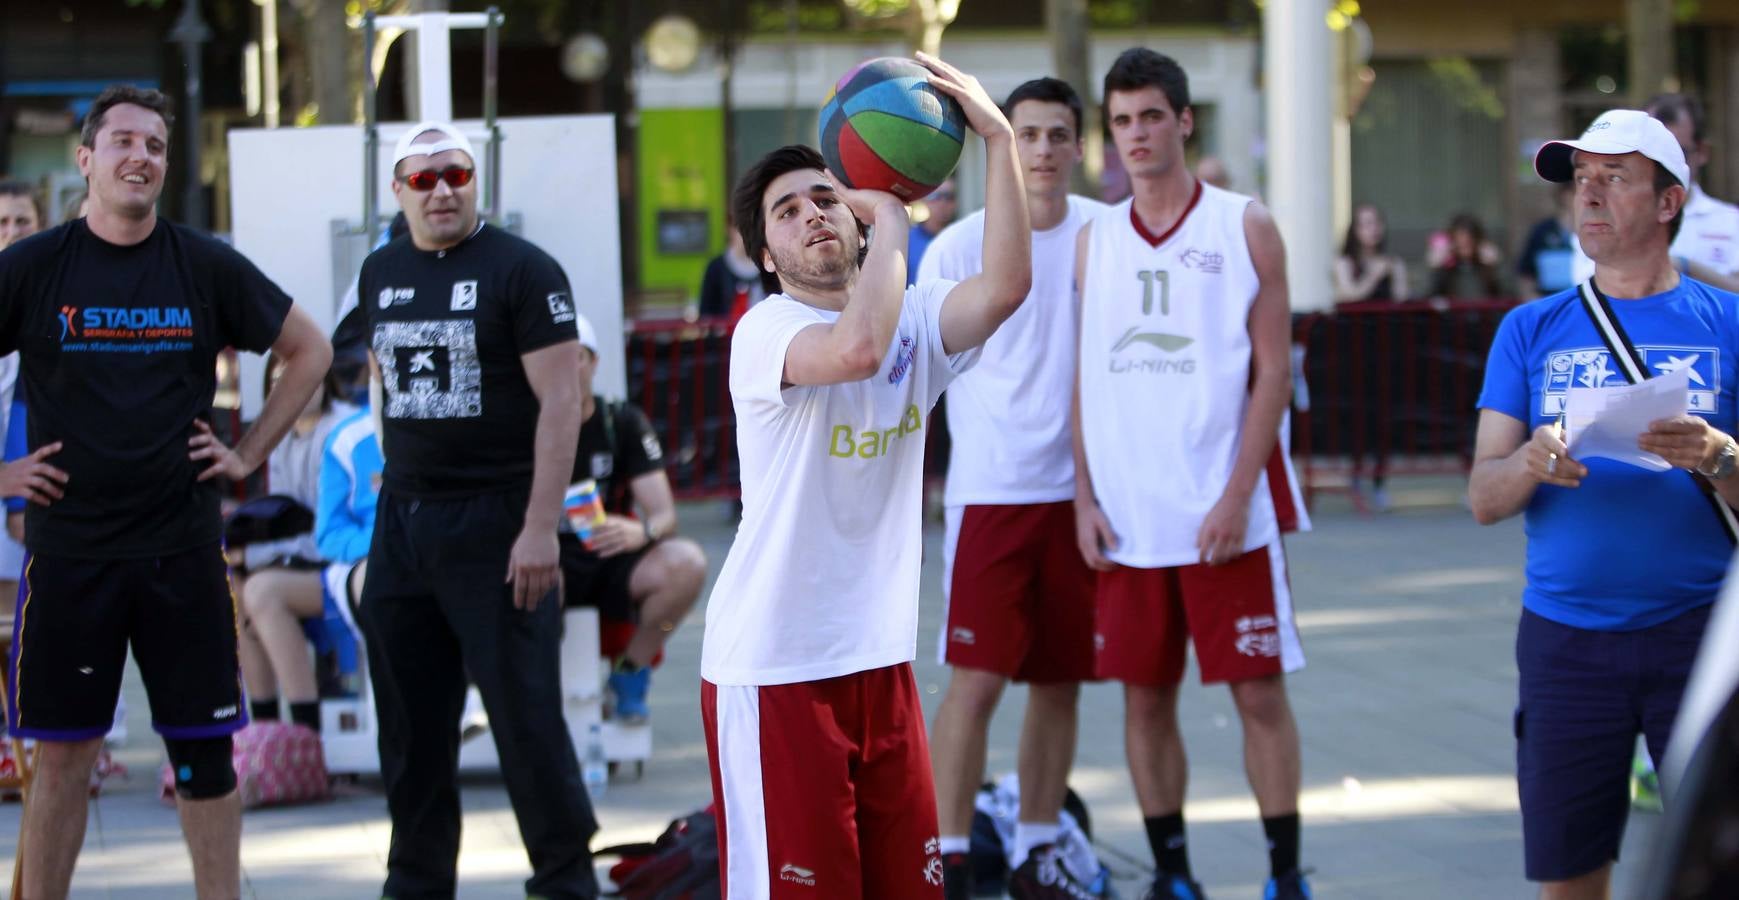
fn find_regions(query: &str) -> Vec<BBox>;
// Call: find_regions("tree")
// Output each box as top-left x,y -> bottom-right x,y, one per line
840,0 -> 960,56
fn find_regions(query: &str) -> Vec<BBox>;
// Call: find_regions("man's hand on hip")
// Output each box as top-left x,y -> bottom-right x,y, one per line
0,442 -> 67,506
1639,416 -> 1728,472
506,525 -> 561,610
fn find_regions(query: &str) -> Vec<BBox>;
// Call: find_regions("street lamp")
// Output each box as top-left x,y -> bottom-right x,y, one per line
169,0 -> 212,229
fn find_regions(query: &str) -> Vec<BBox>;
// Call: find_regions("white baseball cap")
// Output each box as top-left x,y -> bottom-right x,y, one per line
574,310 -> 600,355
1534,109 -> 1689,188
391,121 -> 477,169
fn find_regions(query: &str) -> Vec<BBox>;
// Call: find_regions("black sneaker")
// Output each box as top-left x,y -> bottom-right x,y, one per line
942,851 -> 973,900
1009,844 -> 1099,900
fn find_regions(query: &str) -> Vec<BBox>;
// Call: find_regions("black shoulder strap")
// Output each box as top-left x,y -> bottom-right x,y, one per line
1577,278 -> 1739,544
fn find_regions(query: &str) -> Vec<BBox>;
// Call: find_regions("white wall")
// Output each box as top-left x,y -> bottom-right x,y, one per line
227,115 -> 625,416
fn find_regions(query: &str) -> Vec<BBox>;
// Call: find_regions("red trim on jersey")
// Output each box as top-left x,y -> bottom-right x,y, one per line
1267,443 -> 1301,534
1129,179 -> 1204,248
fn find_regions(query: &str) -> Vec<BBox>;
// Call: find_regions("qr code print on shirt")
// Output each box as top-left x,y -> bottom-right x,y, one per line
374,319 -> 484,420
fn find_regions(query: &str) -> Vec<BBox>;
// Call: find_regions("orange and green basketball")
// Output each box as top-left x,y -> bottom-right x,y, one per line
819,57 -> 966,202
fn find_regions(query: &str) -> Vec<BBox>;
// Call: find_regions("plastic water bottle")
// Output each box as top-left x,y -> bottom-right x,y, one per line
582,722 -> 608,799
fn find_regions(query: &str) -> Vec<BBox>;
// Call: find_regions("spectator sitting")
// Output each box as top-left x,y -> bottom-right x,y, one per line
1428,212 -> 1504,299
1334,202 -> 1409,302
231,357 -> 358,735
1518,183 -> 1576,298
561,313 -> 707,724
697,212 -> 766,323
314,358 -> 384,674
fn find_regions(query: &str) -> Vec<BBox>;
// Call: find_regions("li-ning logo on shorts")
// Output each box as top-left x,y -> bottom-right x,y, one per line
950,627 -> 976,645
778,863 -> 816,886
887,336 -> 917,385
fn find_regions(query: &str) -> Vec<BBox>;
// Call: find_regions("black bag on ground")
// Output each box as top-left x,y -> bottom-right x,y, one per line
599,806 -> 720,900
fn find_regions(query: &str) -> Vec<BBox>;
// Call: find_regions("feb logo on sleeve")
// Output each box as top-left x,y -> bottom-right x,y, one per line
547,292 -> 576,324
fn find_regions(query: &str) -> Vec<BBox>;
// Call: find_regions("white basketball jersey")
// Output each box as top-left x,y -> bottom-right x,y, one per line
1078,183 -> 1280,568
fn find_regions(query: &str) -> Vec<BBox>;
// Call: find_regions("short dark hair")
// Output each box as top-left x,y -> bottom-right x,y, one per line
80,85 -> 173,149
731,144 -> 866,296
1645,93 -> 1705,143
1005,77 -> 1084,138
0,181 -> 44,224
1103,48 -> 1190,119
1654,161 -> 1685,242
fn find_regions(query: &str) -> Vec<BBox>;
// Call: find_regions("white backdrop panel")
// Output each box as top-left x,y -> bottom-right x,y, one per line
228,116 -> 624,418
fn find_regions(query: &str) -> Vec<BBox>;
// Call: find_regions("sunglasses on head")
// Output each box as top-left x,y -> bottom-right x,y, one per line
400,166 -> 474,191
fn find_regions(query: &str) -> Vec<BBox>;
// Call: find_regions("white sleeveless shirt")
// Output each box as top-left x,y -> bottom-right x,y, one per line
1078,183 -> 1280,568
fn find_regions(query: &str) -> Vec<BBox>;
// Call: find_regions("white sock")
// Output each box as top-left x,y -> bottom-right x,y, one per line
939,834 -> 970,856
1012,821 -> 1060,869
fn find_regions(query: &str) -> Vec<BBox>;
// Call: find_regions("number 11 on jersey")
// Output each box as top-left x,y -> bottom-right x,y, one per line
1136,270 -> 1170,316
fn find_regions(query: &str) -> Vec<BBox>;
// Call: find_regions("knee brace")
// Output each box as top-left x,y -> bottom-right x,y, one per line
163,736 -> 236,800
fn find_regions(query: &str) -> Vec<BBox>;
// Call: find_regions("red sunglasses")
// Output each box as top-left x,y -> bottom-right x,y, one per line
400,166 -> 474,191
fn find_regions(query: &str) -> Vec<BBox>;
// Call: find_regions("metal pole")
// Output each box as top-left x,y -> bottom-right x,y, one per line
261,0 -> 280,127
484,6 -> 501,223
364,12 -> 379,242
169,0 -> 212,229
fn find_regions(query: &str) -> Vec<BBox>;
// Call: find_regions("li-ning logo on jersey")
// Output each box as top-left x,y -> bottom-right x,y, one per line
1541,345 -> 1721,415
379,287 -> 415,309
1110,267 -> 1196,375
1179,247 -> 1224,274
778,864 -> 816,886
887,336 -> 917,385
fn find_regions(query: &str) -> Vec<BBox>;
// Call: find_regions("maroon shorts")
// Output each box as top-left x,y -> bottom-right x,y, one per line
701,663 -> 944,898
1094,540 -> 1305,686
938,502 -> 1097,682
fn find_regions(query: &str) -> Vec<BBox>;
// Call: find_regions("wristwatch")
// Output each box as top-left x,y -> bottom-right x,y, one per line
1698,437 -> 1738,480
643,518 -> 664,544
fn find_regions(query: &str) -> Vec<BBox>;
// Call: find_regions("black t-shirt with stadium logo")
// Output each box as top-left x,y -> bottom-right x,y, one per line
0,219 -> 291,559
359,223 -> 579,499
571,399 -> 664,514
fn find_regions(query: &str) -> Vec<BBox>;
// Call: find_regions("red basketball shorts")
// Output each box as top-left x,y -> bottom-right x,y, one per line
1094,540 -> 1305,685
701,663 -> 944,899
937,502 -> 1097,683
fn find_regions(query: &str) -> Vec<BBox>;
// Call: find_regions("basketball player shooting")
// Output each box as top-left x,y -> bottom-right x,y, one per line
698,53 -> 1031,898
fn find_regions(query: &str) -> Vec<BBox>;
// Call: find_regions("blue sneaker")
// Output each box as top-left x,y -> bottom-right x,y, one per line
608,665 -> 652,724
1264,870 -> 1312,900
1142,874 -> 1206,900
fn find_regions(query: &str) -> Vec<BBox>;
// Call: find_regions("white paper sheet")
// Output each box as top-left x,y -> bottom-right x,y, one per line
1564,366 -> 1691,471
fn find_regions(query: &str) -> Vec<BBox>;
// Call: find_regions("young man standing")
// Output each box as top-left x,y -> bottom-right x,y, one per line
1471,109 -> 1738,900
0,85 -> 330,899
1073,49 -> 1310,900
700,53 -> 1030,898
920,76 -> 1107,900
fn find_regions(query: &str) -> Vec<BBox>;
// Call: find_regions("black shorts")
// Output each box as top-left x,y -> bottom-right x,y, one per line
8,543 -> 245,741
559,533 -> 646,623
1516,604 -> 1709,881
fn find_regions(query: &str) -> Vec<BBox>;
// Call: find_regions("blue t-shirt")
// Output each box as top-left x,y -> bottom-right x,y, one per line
4,399 -> 26,515
1478,278 -> 1739,631
907,224 -> 937,286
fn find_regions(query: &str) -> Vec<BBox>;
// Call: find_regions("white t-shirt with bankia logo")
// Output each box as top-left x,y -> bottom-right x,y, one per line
701,281 -> 974,686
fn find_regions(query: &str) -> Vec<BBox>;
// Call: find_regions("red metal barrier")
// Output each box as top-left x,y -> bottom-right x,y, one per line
626,317 -> 739,500
1292,298 -> 1518,512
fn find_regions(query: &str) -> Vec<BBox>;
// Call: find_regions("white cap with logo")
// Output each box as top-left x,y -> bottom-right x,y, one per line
573,310 -> 600,355
1534,109 -> 1689,188
391,121 -> 477,169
